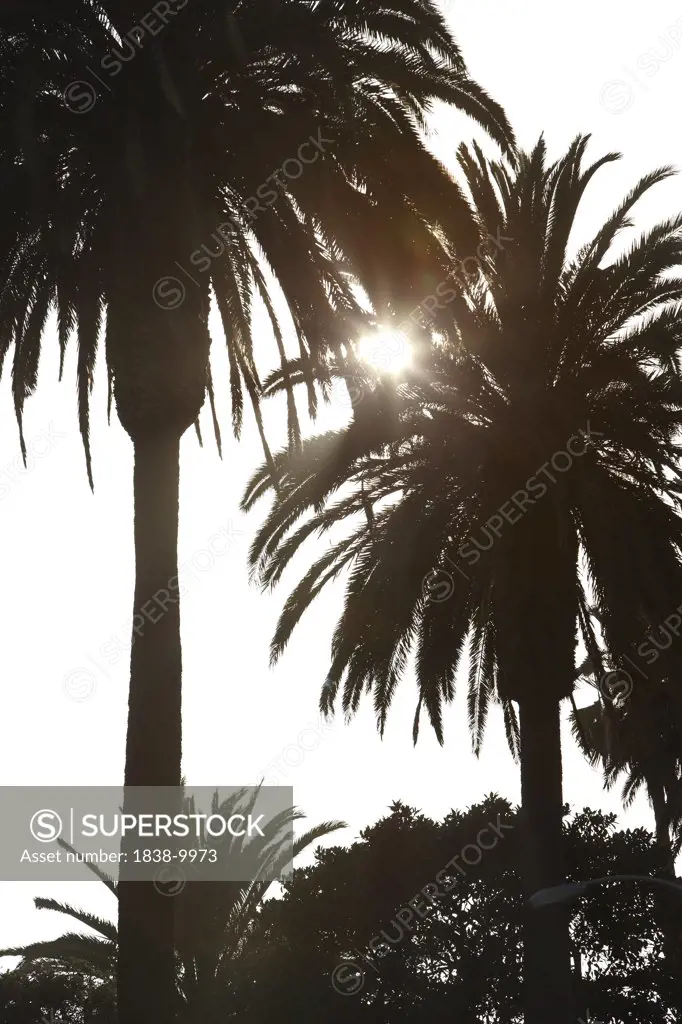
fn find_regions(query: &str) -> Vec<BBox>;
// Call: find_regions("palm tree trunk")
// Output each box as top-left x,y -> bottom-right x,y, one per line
649,779 -> 680,1007
651,782 -> 675,876
117,430 -> 182,1024
519,695 -> 576,1024
570,935 -> 590,1023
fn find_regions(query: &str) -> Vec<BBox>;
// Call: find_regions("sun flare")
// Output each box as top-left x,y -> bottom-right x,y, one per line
356,329 -> 413,374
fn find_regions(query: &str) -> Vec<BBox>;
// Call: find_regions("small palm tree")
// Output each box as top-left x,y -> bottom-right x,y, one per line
571,611 -> 682,873
0,799 -> 343,1024
243,135 -> 682,1023
1,4 -> 510,1020
572,688 -> 682,874
572,664 -> 682,989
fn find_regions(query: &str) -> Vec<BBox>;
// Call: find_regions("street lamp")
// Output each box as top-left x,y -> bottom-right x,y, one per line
529,874 -> 682,909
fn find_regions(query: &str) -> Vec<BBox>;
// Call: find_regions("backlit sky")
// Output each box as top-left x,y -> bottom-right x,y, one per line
2,0 -> 682,953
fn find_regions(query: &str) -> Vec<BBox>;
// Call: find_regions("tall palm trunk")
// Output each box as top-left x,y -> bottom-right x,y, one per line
651,781 -> 675,876
649,777 -> 680,1010
493,500 -> 579,1022
519,695 -> 576,1024
107,168 -> 210,1022
570,936 -> 586,1021
117,431 -> 182,1024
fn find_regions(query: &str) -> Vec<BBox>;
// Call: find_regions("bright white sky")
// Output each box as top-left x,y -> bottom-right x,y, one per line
3,0 -> 682,954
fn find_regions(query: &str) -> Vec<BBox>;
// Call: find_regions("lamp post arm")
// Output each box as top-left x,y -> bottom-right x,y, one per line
587,874 -> 682,896
530,874 -> 682,910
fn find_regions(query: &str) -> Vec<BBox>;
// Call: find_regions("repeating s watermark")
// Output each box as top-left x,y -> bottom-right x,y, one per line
422,560 -> 464,605
154,863 -> 187,896
329,375 -> 367,410
62,521 -> 243,701
0,422 -> 67,502
330,814 -> 514,995
328,331 -> 411,410
600,14 -> 682,114
331,962 -> 365,997
153,130 -> 333,310
383,228 -> 513,359
328,229 -> 512,412
62,0 -> 189,114
63,667 -> 99,703
598,666 -> 635,703
595,600 -> 682,704
260,712 -> 336,785
422,422 -> 604,603
358,330 -> 411,375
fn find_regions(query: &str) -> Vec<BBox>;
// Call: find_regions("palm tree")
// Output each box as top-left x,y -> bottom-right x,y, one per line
0,3 -> 511,1020
243,135 -> 682,1023
572,688 -> 682,874
571,667 -> 682,995
0,798 -> 343,1024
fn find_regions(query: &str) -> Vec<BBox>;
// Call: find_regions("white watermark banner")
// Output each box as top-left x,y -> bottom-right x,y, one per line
0,786 -> 293,883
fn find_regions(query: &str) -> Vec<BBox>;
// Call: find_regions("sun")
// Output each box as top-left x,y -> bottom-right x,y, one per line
356,328 -> 413,374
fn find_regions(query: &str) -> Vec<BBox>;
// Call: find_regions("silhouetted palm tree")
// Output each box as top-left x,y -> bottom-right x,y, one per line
573,689 -> 682,873
572,669 -> 682,995
0,3 -> 511,1019
243,135 -> 682,1023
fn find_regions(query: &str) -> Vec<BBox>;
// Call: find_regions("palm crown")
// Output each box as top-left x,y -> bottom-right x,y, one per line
0,0 -> 511,469
244,135 -> 682,746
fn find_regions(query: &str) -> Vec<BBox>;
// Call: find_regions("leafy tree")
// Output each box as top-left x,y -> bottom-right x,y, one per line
230,799 -> 675,1022
0,959 -> 115,1023
0,3 -> 510,1020
243,135 -> 682,1023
